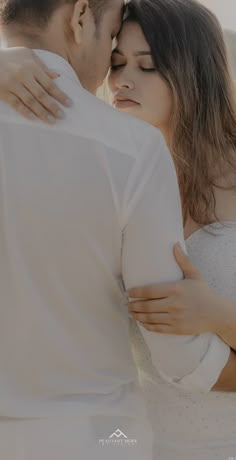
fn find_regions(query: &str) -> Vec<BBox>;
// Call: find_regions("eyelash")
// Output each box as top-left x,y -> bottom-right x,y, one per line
111,65 -> 156,72
141,67 -> 156,72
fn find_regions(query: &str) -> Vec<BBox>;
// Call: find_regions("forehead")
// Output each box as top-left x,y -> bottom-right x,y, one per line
117,21 -> 150,52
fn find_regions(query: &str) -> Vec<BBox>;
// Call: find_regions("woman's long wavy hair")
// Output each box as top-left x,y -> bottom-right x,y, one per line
126,0 -> 236,227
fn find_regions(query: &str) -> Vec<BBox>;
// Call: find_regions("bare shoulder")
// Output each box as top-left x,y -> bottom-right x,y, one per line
184,170 -> 236,240
184,219 -> 201,240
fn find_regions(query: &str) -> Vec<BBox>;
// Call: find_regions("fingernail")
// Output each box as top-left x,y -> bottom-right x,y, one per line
47,114 -> 56,123
64,98 -> 73,107
50,72 -> 60,78
56,109 -> 65,119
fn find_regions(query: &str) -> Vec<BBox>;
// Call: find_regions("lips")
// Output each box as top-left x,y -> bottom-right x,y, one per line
113,97 -> 140,108
114,96 -> 139,104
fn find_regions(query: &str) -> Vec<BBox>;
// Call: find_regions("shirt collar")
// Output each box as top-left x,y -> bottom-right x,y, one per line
33,49 -> 82,88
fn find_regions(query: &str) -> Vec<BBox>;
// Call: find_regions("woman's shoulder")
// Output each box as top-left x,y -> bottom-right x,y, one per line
185,220 -> 236,300
213,179 -> 236,223
184,170 -> 236,240
184,219 -> 201,240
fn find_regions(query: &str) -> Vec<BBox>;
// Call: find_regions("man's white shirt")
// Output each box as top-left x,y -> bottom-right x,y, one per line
0,51 -> 230,418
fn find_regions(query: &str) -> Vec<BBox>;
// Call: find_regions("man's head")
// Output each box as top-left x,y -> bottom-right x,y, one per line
0,0 -> 124,93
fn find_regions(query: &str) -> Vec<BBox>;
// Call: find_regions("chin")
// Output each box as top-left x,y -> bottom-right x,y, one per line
118,106 -> 143,118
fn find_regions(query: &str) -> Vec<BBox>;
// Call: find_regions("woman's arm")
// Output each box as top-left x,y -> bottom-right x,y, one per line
128,244 -> 236,390
0,47 -> 71,122
212,298 -> 236,352
128,243 -> 236,350
212,349 -> 236,391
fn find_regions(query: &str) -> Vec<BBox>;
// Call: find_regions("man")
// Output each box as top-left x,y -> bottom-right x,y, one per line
0,1 -> 232,459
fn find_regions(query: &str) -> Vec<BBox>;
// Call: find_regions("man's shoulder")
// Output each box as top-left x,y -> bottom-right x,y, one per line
56,75 -> 166,161
0,71 -> 168,168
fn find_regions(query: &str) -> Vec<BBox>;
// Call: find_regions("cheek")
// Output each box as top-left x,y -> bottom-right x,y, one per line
147,79 -> 173,123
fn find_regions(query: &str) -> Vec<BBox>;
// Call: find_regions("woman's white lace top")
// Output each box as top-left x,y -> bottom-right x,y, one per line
130,222 -> 236,456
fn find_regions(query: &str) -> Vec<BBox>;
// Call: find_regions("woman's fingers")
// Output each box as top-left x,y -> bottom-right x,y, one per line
0,48 -> 72,122
24,79 -> 66,120
34,67 -> 73,108
7,86 -> 57,124
132,312 -> 172,325
128,297 -> 171,313
141,323 -> 174,333
33,55 -> 60,78
128,282 -> 180,300
5,93 -> 37,121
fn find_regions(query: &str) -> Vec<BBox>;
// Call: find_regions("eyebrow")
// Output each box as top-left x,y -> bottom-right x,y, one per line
112,49 -> 152,57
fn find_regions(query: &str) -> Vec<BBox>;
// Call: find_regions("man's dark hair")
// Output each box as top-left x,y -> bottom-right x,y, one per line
0,0 -> 112,27
89,0 -> 113,26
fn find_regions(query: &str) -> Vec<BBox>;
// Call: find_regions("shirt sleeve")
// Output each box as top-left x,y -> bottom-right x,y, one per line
121,131 -> 230,392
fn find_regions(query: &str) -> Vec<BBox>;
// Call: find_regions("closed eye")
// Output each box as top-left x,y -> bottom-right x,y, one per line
110,64 -> 125,71
110,64 -> 157,72
140,67 -> 157,72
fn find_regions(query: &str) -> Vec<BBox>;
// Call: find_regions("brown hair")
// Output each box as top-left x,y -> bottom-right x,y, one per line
0,0 -> 112,27
126,0 -> 236,227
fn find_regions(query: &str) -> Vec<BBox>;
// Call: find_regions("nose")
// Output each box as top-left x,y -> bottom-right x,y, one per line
120,81 -> 134,89
116,77 -> 134,90
110,69 -> 135,91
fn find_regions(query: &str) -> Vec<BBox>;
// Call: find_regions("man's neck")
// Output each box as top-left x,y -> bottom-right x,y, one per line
1,28 -> 68,63
1,30 -> 37,49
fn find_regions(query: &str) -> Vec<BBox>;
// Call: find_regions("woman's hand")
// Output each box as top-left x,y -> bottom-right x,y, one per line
0,47 -> 72,123
128,243 -> 223,335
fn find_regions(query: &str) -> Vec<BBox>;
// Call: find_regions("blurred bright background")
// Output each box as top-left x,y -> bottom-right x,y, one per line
0,1 -> 236,77
199,0 -> 236,76
200,0 -> 236,30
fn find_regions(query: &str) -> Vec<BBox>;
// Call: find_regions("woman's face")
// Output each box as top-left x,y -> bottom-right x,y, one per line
108,21 -> 173,134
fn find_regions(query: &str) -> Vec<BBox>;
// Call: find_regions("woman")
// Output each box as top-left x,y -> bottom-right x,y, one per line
107,4 -> 236,459
1,0 -> 236,458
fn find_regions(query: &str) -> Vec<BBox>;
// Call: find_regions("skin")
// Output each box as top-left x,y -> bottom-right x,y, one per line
0,0 -> 123,122
128,243 -> 236,348
0,12 -> 236,390
108,22 -> 236,391
108,21 -> 173,142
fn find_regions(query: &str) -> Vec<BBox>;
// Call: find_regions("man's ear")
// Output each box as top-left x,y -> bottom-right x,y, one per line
71,0 -> 90,45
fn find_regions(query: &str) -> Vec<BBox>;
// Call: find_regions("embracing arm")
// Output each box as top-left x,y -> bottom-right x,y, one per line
128,248 -> 236,353
0,47 -> 71,121
128,241 -> 236,390
121,130 -> 230,392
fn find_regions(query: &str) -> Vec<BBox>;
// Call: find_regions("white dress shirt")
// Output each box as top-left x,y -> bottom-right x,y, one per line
0,50 -> 230,418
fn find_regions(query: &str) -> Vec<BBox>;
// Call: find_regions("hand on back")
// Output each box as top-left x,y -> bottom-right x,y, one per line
0,47 -> 72,123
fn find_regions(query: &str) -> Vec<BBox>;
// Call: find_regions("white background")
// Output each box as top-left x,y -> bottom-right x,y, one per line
200,0 -> 236,31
